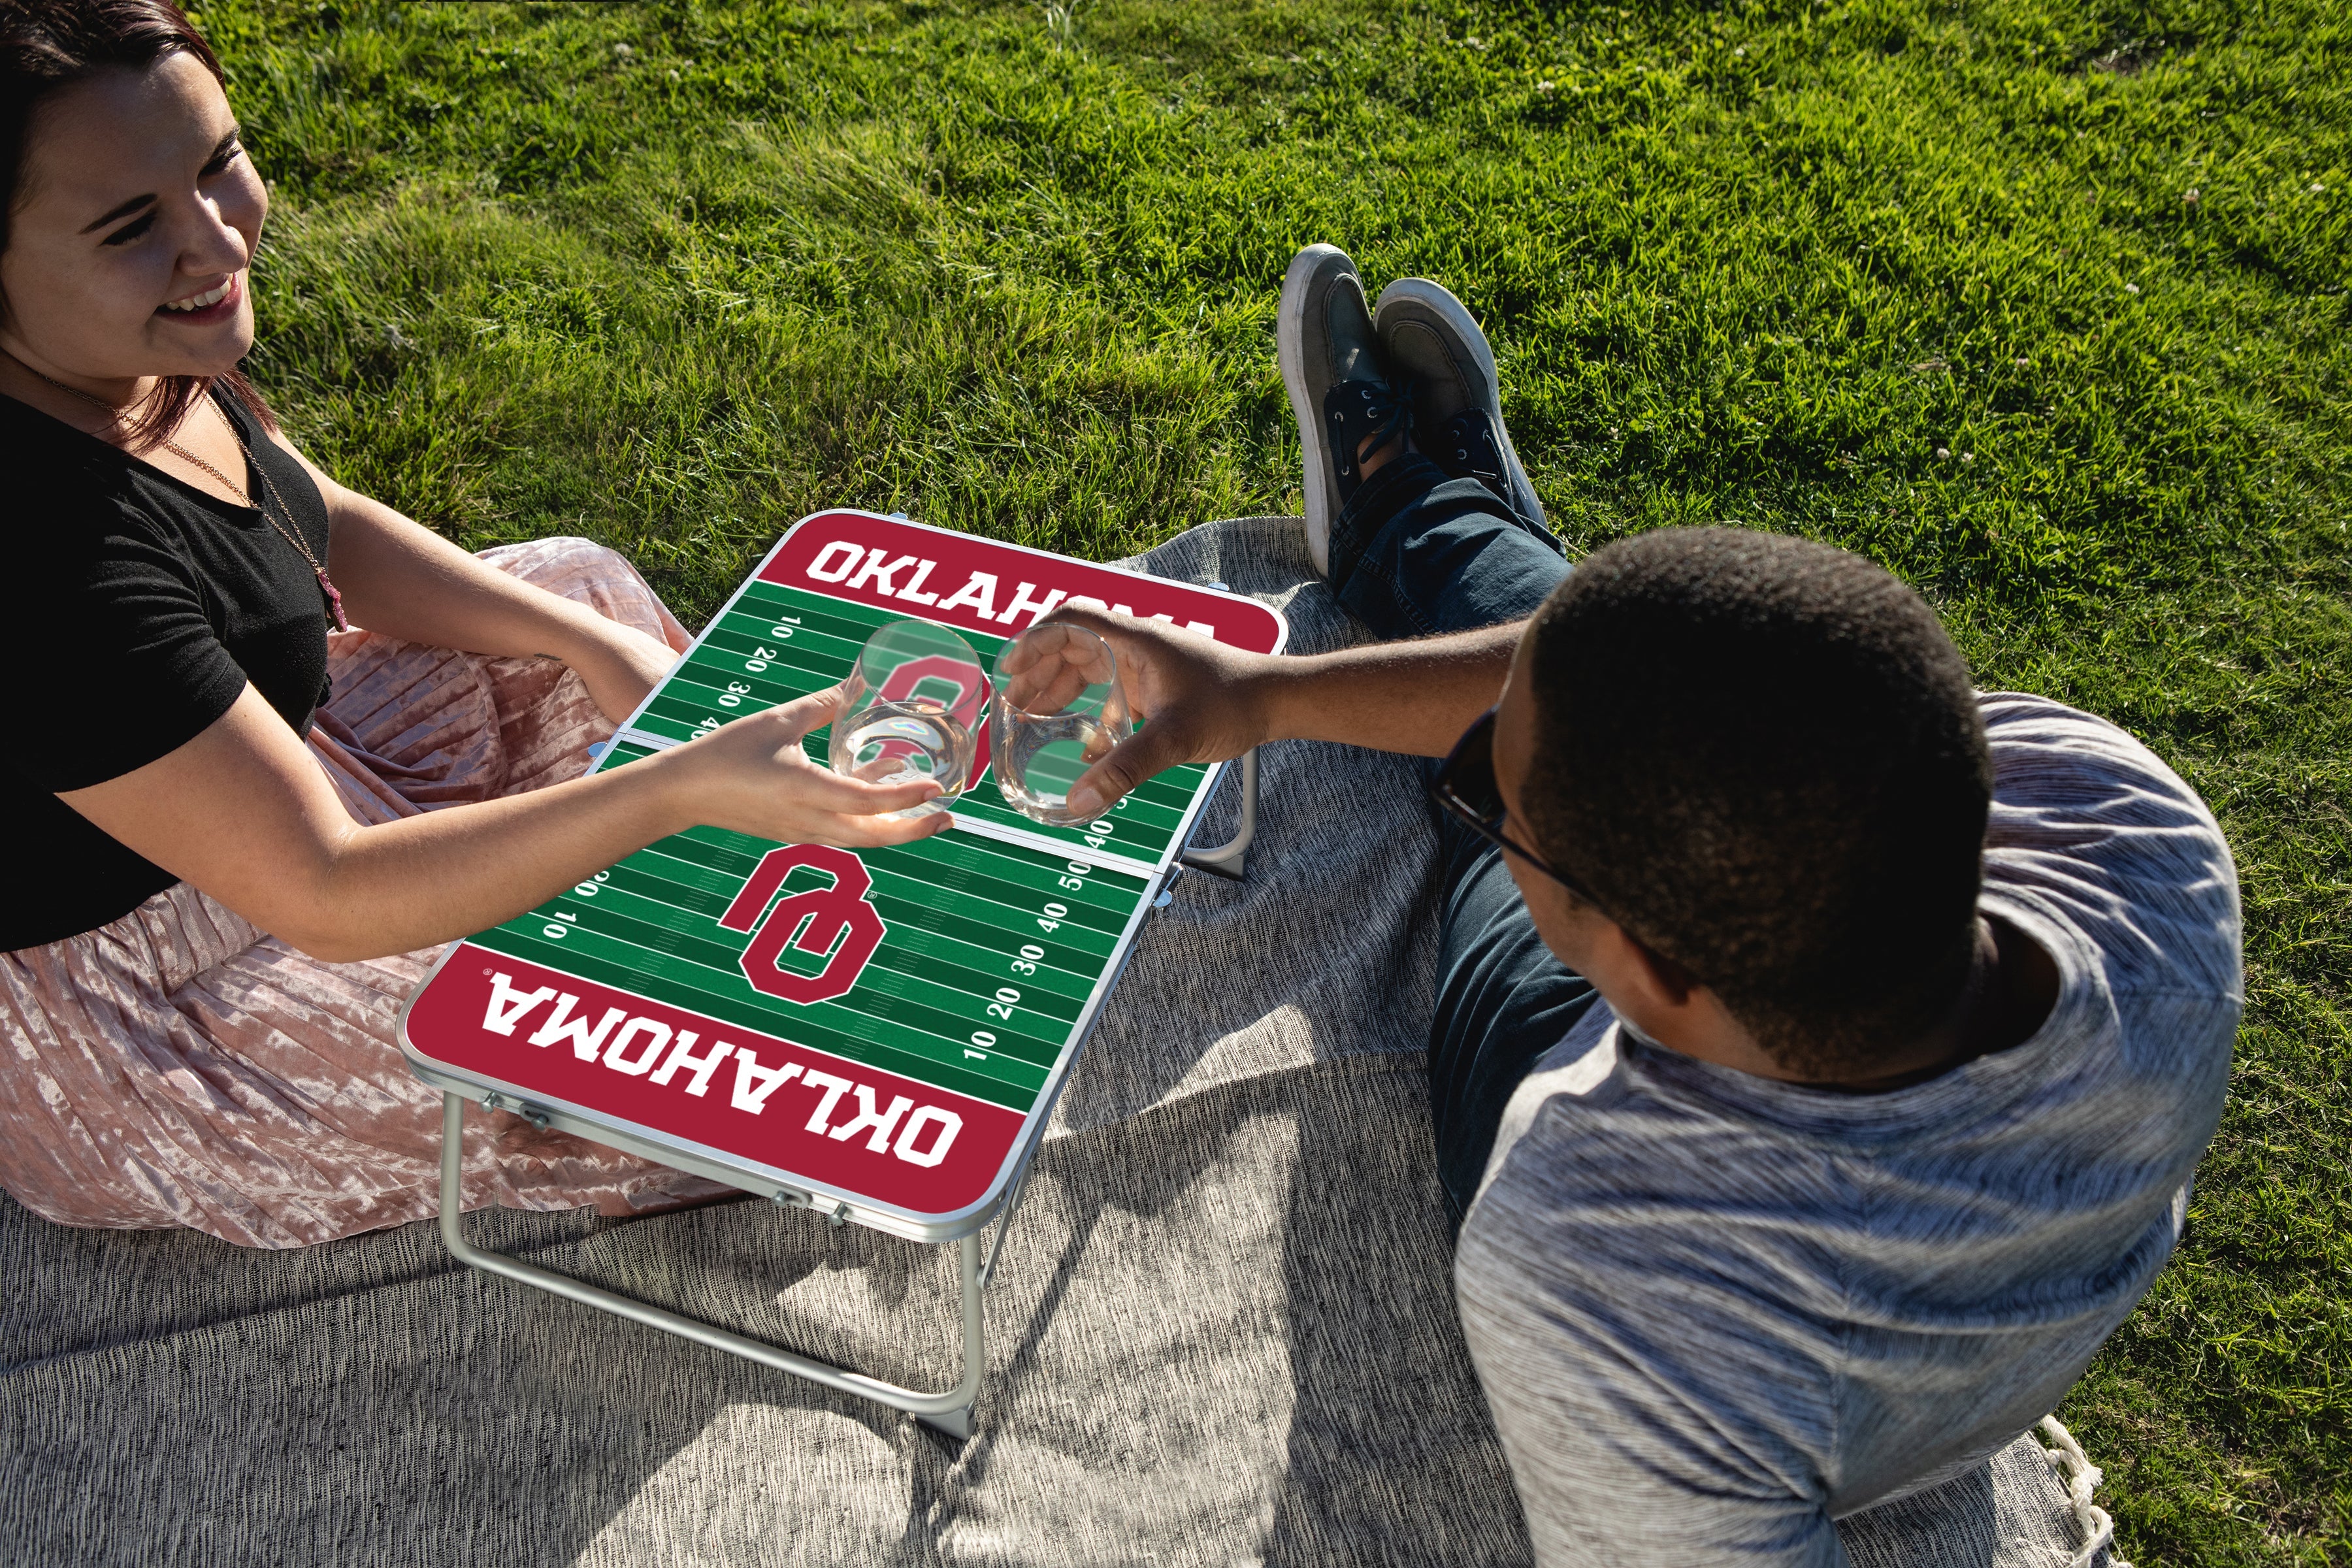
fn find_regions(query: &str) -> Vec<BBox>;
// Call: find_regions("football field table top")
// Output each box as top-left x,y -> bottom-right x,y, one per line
400,512 -> 1288,1243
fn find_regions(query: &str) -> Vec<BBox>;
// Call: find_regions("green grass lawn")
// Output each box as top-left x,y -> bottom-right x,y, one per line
199,1 -> 2347,1559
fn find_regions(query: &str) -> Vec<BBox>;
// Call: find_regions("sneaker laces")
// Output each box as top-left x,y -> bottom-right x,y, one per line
1328,374 -> 1415,482
1437,408 -> 1507,485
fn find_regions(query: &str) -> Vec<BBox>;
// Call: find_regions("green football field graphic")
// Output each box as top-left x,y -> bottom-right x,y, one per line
464,580 -> 1221,1116
475,762 -> 1140,1110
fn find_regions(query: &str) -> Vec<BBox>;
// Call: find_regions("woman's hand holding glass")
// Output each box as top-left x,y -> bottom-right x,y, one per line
656,688 -> 951,849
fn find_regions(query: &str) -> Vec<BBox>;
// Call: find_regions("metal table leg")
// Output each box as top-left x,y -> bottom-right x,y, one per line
436,1094 -> 983,1439
1180,747 -> 1258,879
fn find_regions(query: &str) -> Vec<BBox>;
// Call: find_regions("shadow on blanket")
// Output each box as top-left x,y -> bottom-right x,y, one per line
0,518 -> 2106,1567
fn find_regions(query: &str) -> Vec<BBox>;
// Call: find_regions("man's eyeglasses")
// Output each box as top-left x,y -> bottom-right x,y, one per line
1426,706 -> 1603,907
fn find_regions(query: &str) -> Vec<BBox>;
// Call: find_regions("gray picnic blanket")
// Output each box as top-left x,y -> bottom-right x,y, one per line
0,517 -> 2109,1566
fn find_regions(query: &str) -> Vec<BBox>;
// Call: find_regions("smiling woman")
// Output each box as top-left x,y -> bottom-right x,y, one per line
0,9 -> 265,449
0,0 -> 951,1248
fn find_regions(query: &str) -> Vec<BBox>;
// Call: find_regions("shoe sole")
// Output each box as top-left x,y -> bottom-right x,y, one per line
1373,278 -> 1547,531
1277,244 -> 1352,574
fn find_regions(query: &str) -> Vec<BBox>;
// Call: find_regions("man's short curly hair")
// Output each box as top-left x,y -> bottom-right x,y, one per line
1519,527 -> 1991,1079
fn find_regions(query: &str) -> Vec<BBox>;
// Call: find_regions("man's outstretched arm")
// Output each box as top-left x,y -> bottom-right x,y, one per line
1041,604 -> 1526,819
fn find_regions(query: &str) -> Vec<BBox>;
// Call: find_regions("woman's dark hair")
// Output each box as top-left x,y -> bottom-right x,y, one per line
0,0 -> 272,446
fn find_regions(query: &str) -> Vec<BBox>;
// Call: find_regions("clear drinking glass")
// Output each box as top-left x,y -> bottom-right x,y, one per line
829,620 -> 987,818
991,623 -> 1133,826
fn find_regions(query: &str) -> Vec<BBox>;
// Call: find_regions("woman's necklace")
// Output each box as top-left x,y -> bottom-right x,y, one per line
14,363 -> 348,632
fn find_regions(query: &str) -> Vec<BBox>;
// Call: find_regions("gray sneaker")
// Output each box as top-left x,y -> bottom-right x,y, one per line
1373,278 -> 1554,542
1278,244 -> 1407,575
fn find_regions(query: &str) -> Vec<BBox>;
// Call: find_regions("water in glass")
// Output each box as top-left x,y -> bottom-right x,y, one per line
830,620 -> 987,818
992,623 -> 1132,826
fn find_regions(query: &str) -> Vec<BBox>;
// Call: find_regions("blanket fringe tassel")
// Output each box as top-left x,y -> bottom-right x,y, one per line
2038,1414 -> 2132,1568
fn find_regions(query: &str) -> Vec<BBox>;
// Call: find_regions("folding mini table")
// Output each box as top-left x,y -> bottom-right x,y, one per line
399,511 -> 1288,1437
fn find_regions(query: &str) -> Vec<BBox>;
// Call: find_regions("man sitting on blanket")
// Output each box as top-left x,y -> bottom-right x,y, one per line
1043,244 -> 2240,1565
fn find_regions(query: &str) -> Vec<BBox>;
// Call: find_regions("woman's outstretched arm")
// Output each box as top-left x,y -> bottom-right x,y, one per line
59,684 -> 943,962
280,438 -> 681,723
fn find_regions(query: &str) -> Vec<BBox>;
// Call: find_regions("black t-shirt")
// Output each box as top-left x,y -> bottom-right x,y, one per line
0,387 -> 335,949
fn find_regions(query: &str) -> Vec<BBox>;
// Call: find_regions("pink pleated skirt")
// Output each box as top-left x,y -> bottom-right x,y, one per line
0,537 -> 728,1249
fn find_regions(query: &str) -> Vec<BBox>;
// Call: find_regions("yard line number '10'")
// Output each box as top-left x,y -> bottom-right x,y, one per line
744,613 -> 802,675
542,871 -> 610,939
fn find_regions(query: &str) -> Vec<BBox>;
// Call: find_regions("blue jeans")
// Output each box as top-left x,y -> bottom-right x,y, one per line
1329,456 -> 1600,1235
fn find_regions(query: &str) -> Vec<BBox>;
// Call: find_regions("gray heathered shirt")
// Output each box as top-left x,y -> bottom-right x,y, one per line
1454,693 -> 2240,1566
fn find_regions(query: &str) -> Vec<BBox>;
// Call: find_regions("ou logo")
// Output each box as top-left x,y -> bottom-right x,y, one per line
717,845 -> 886,1004
871,653 -> 993,792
